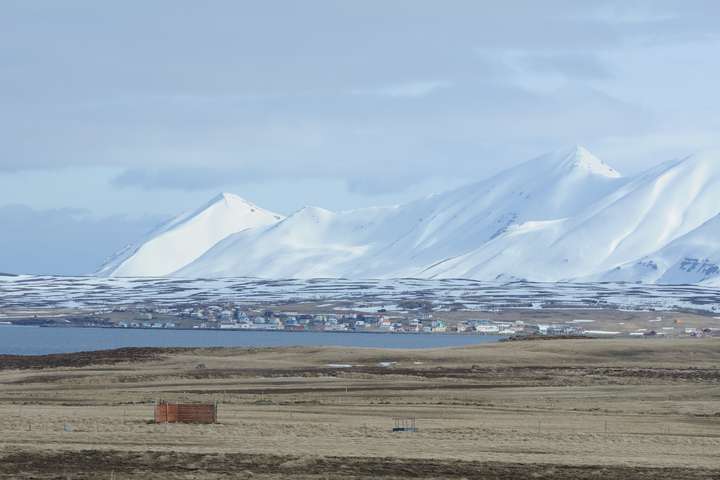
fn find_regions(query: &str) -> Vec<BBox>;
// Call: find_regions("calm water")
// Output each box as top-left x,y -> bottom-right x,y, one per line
0,325 -> 502,355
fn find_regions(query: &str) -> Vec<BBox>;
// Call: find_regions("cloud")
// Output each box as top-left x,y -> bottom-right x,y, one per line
91,77 -> 653,194
515,52 -> 612,79
1,0 -> 719,215
0,1 -> 702,172
351,81 -> 453,98
0,205 -> 165,275
111,167 -> 239,191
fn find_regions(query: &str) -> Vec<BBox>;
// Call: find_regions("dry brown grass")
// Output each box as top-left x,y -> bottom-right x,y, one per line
0,338 -> 719,479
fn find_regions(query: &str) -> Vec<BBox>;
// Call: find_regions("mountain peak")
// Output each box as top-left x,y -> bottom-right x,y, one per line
193,193 -> 281,219
208,192 -> 253,207
558,145 -> 621,178
99,192 -> 283,277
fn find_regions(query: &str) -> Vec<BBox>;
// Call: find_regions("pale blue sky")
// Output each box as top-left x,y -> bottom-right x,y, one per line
2,1 -> 720,273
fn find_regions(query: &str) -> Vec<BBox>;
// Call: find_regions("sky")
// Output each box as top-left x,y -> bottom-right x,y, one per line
2,1 -> 720,274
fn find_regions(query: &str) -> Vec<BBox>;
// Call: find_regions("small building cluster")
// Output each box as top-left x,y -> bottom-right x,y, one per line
68,303 -> 720,339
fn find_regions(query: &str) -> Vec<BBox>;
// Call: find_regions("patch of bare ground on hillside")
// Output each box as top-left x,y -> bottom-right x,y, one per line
0,347 -> 185,370
0,450 -> 717,480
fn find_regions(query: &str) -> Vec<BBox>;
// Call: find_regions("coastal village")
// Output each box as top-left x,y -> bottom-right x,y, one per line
7,300 -> 716,339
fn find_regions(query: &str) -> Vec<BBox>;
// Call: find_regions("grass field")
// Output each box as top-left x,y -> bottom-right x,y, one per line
1,338 -> 719,479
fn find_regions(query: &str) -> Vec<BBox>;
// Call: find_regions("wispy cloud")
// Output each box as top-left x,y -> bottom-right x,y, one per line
111,167 -> 237,191
351,81 -> 453,98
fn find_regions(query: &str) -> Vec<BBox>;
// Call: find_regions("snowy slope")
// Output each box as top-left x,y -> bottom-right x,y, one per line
101,147 -> 720,284
176,146 -> 627,278
425,152 -> 720,281
598,213 -> 720,284
99,193 -> 283,277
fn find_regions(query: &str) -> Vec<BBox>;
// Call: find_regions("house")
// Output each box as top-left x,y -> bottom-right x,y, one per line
362,314 -> 380,325
431,320 -> 447,333
324,323 -> 348,332
475,324 -> 499,334
523,324 -> 541,335
473,320 -> 499,334
267,318 -> 283,330
536,324 -> 551,335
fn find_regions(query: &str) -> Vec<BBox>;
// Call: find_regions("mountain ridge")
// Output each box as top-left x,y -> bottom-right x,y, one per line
98,146 -> 720,285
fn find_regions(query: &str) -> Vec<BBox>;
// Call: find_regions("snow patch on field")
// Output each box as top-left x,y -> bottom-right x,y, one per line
1,276 -> 718,314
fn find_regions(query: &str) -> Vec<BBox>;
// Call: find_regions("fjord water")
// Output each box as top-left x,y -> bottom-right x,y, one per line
0,326 -> 502,355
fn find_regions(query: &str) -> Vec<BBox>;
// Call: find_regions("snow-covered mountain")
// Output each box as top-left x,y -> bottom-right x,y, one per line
96,193 -> 283,277
597,213 -> 720,284
98,147 -> 720,285
425,151 -> 720,283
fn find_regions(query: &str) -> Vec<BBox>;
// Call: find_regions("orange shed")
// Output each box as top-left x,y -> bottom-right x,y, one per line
154,401 -> 217,424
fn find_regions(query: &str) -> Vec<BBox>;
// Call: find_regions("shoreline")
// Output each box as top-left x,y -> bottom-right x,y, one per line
0,323 -> 508,337
0,325 -> 507,356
